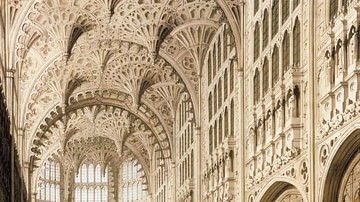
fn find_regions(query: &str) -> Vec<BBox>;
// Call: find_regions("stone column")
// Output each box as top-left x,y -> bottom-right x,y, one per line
5,69 -> 15,129
194,126 -> 201,202
31,193 -> 37,202
63,166 -> 74,202
113,168 -> 119,202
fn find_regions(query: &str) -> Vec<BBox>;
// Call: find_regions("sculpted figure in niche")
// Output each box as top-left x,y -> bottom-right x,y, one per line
256,121 -> 263,151
205,174 -> 209,190
210,170 -> 214,187
286,91 -> 297,121
255,156 -> 264,182
272,141 -> 283,171
336,40 -> 345,75
247,128 -> 255,156
246,138 -> 252,157
225,153 -> 231,178
348,27 -> 358,68
264,149 -> 272,176
248,162 -> 254,184
218,159 -> 224,184
325,50 -> 335,86
265,111 -> 272,143
214,165 -> 218,186
274,102 -> 283,134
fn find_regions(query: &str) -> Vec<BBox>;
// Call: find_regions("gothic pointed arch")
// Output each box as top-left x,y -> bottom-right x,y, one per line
320,126 -> 360,202
256,178 -> 308,202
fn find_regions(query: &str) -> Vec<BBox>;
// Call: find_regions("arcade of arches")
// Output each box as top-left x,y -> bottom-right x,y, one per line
2,0 -> 360,201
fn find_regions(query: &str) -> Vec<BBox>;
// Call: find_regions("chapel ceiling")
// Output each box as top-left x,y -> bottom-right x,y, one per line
8,0 -> 228,171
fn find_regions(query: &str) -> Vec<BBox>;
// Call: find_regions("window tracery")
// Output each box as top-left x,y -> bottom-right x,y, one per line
247,0 -> 304,190
225,108 -> 229,138
203,24 -> 237,201
218,79 -> 222,108
254,68 -> 260,104
275,188 -> 303,202
209,93 -> 213,120
36,158 -> 61,202
293,19 -> 300,66
176,91 -> 195,201
230,60 -> 235,92
254,22 -> 260,61
224,69 -> 229,100
263,58 -> 269,95
263,10 -> 269,49
74,163 -> 109,202
120,160 -> 148,202
272,0 -> 279,38
272,46 -> 279,86
282,0 -> 290,23
282,32 -> 290,73
154,149 -> 166,202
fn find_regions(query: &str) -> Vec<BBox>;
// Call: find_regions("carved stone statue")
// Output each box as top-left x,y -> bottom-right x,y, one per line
265,116 -> 272,143
336,41 -> 345,75
288,93 -> 297,118
348,29 -> 358,68
256,123 -> 263,151
325,50 -> 335,86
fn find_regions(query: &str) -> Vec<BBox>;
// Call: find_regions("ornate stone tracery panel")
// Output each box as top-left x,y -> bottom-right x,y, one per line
339,153 -> 360,202
34,136 -> 149,202
275,188 -> 303,202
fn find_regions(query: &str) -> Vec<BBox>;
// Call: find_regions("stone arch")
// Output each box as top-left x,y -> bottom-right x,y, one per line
320,126 -> 360,202
338,152 -> 360,201
30,137 -> 151,196
256,177 -> 308,202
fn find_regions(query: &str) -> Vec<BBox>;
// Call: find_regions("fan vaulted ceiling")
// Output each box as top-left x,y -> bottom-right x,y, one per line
7,0 -> 239,178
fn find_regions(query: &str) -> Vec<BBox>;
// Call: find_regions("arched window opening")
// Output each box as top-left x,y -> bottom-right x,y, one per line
282,32 -> 290,73
214,85 -> 218,114
209,126 -> 213,154
254,68 -> 260,104
75,163 -> 109,202
212,48 -> 217,78
214,121 -> 218,149
36,158 -> 61,202
263,58 -> 269,95
230,100 -> 235,137
208,56 -> 212,85
272,46 -> 279,87
219,115 -> 223,144
254,22 -> 260,61
223,29 -> 229,60
218,79 -> 222,108
263,10 -> 269,49
225,108 -> 229,138
230,60 -> 235,93
293,19 -> 301,66
282,0 -> 290,23
224,69 -> 229,100
191,151 -> 194,178
209,93 -> 213,120
120,159 -> 148,202
272,0 -> 279,38
217,36 -> 222,70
